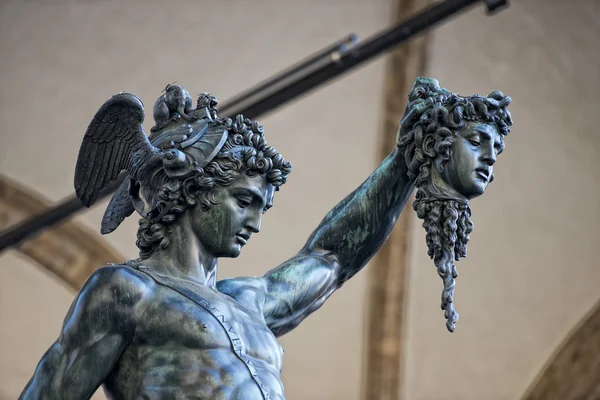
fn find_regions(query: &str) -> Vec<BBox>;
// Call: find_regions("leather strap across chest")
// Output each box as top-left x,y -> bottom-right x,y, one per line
134,264 -> 271,400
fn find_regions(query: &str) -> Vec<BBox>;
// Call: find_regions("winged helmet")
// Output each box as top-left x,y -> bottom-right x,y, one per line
74,87 -> 229,234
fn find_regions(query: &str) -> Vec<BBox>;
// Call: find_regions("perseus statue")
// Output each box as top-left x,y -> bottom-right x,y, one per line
20,77 -> 512,399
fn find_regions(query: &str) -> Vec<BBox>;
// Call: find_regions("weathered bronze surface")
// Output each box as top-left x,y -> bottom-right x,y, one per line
20,78 -> 511,399
398,77 -> 512,332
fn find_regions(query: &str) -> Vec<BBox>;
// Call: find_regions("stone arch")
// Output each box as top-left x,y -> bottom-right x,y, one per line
0,174 -> 124,291
521,299 -> 600,400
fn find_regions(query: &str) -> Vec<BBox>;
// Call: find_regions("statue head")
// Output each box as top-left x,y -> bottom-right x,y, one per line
132,97 -> 292,259
399,77 -> 512,332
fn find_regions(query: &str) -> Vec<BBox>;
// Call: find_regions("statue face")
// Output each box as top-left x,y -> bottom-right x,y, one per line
165,89 -> 179,104
190,173 -> 275,258
434,122 -> 504,200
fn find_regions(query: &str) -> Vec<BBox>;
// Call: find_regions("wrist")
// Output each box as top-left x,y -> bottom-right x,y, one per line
392,146 -> 415,187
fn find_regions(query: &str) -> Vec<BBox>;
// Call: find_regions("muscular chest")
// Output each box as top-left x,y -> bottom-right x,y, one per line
135,285 -> 284,370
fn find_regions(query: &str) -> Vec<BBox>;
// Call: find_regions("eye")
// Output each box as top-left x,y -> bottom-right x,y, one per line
236,197 -> 251,208
468,138 -> 481,146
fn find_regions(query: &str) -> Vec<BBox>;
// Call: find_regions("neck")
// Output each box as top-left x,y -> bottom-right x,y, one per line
141,212 -> 218,288
428,168 -> 466,202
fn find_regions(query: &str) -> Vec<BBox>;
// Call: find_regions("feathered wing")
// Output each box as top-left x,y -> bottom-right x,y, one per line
74,93 -> 161,208
100,178 -> 135,234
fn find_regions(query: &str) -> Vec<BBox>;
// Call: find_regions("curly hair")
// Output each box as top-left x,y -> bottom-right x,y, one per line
136,113 -> 292,259
400,77 -> 512,332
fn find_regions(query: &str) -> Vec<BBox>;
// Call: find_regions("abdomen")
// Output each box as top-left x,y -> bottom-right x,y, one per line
104,346 -> 285,399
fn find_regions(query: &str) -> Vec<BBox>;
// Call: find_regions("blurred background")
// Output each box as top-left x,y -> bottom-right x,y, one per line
0,0 -> 598,399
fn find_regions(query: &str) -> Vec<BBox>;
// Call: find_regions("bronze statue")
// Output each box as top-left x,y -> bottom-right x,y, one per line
152,83 -> 196,132
20,77 -> 512,399
399,77 -> 512,332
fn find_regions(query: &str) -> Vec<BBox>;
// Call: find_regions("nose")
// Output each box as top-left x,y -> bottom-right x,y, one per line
245,211 -> 261,234
481,144 -> 496,166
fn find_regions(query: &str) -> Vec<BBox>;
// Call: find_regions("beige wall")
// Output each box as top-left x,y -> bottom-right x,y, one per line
405,1 -> 600,399
0,0 -> 391,399
1,0 -> 599,400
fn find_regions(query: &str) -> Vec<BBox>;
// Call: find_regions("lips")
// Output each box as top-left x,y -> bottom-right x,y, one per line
235,233 -> 250,245
474,167 -> 490,182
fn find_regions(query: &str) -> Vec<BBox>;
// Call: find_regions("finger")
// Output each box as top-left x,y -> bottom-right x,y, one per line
410,97 -> 437,119
401,99 -> 427,126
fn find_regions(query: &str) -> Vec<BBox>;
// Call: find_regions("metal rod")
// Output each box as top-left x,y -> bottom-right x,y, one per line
222,34 -> 358,112
236,0 -> 484,119
0,0 -> 507,253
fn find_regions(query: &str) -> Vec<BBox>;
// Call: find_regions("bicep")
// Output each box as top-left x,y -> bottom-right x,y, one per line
20,266 -> 147,400
262,253 -> 339,337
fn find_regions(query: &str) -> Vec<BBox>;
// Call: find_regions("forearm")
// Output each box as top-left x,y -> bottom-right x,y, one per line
304,147 -> 414,283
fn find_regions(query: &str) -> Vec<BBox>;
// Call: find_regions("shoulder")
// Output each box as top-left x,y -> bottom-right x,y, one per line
78,263 -> 155,307
60,264 -> 155,338
217,277 -> 267,309
85,263 -> 154,290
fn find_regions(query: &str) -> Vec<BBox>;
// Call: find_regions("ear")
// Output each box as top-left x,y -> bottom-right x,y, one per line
182,179 -> 198,206
422,135 -> 437,158
129,179 -> 153,217
423,135 -> 447,174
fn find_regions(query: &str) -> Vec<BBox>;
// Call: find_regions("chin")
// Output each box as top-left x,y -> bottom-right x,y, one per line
464,184 -> 487,200
212,244 -> 243,258
226,245 -> 243,258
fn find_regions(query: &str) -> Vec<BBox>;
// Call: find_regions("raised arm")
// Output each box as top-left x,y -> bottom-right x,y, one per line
262,143 -> 414,336
20,265 -> 150,400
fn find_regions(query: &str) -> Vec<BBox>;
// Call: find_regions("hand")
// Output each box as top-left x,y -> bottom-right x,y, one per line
396,77 -> 444,148
396,96 -> 435,148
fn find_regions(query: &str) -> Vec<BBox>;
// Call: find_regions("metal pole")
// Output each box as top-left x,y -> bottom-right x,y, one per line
221,34 -> 358,113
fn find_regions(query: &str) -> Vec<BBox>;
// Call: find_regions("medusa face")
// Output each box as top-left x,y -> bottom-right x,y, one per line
434,122 -> 504,200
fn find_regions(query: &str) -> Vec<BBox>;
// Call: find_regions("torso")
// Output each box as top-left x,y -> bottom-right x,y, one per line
103,266 -> 284,400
